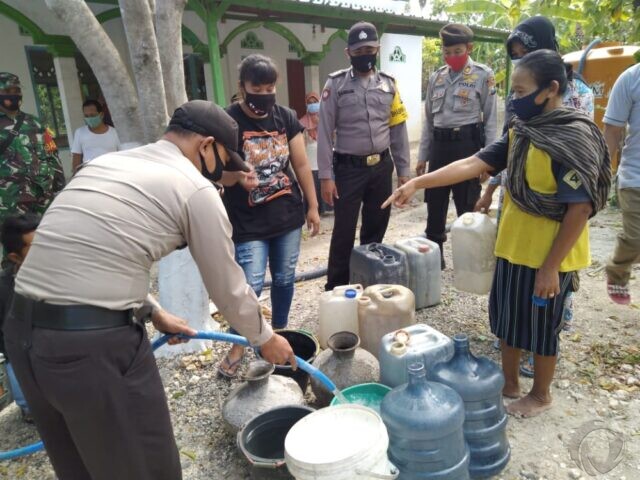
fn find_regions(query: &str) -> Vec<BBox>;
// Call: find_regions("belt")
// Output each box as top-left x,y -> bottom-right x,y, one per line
334,148 -> 390,167
433,123 -> 483,142
13,293 -> 133,331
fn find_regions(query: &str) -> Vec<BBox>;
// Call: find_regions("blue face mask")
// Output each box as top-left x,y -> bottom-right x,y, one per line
508,86 -> 548,121
307,102 -> 320,114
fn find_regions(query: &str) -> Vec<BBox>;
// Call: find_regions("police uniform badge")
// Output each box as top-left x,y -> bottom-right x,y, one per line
463,65 -> 472,75
322,88 -> 330,100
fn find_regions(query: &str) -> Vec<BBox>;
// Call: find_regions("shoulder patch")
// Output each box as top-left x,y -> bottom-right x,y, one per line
379,70 -> 396,81
322,88 -> 331,100
563,169 -> 583,190
329,68 -> 350,78
474,62 -> 493,73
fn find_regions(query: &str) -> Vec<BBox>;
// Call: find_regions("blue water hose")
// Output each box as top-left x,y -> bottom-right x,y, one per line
0,330 -> 338,462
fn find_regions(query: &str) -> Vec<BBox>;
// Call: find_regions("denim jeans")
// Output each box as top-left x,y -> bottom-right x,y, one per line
231,227 -> 301,331
6,361 -> 30,413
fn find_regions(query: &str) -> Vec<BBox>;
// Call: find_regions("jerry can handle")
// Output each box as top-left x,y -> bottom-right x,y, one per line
393,329 -> 410,344
355,461 -> 399,479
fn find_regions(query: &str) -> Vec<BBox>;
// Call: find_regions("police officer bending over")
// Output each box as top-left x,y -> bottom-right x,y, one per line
417,24 -> 497,268
318,21 -> 411,290
3,101 -> 296,480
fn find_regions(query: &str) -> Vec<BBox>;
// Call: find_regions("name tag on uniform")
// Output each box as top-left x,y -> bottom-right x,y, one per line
432,90 -> 445,99
338,89 -> 355,97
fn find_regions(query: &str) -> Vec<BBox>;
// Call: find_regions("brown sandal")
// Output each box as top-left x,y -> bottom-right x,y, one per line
217,354 -> 244,379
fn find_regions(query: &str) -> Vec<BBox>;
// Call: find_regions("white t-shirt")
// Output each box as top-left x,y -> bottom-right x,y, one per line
71,125 -> 121,163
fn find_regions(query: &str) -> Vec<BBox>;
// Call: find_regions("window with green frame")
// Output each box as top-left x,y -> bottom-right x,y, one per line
25,46 -> 68,148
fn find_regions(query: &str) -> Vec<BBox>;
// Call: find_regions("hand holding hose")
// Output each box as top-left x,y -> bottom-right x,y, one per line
260,333 -> 298,371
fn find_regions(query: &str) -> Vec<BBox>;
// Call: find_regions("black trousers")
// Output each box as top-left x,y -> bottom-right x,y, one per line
425,134 -> 483,248
326,155 -> 394,290
3,299 -> 182,480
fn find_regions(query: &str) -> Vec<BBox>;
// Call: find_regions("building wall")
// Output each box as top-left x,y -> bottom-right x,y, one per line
380,33 -> 423,143
319,37 -> 348,87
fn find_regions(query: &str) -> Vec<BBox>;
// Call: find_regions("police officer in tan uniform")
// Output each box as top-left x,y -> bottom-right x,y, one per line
317,21 -> 411,290
417,24 -> 497,268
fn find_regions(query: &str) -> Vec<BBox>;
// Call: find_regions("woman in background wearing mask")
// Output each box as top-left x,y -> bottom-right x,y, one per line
299,92 -> 332,216
385,50 -> 610,417
475,16 -> 595,375
218,54 -> 321,378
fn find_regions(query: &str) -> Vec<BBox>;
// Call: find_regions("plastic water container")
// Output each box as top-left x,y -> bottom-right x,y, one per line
358,285 -> 416,359
394,237 -> 441,309
428,334 -> 510,479
381,363 -> 470,480
318,285 -> 363,349
451,213 -> 497,295
349,243 -> 409,289
237,405 -> 315,480
379,324 -> 454,388
285,404 -> 399,479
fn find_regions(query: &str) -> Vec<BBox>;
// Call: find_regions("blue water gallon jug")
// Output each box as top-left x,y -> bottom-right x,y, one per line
428,334 -> 510,479
381,362 -> 470,480
349,243 -> 409,288
379,324 -> 454,388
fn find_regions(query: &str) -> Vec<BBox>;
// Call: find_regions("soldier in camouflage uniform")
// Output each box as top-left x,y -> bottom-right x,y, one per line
0,72 -> 65,227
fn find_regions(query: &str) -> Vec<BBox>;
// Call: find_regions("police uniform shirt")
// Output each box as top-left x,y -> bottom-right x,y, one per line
316,68 -> 411,180
15,140 -> 272,346
418,58 -> 498,163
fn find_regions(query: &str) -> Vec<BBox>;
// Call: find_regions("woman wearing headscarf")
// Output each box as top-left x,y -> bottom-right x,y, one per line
299,92 -> 331,215
475,16 -> 594,376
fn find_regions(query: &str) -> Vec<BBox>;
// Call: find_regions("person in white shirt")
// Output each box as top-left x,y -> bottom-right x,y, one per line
71,99 -> 121,172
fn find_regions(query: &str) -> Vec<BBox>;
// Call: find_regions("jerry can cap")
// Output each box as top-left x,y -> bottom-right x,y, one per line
345,289 -> 357,299
418,245 -> 430,253
462,213 -> 475,226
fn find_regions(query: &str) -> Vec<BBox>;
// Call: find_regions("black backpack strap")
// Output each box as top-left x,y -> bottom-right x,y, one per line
0,112 -> 25,156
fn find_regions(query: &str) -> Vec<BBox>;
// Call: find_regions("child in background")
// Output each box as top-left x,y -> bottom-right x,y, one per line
1,213 -> 40,423
384,50 -> 610,417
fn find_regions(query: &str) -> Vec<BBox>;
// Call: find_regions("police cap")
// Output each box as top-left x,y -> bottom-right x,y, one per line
169,100 -> 249,172
0,72 -> 21,91
439,24 -> 474,47
347,22 -> 379,50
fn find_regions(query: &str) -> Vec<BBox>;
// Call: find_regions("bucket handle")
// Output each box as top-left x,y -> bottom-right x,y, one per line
236,430 -> 285,470
355,460 -> 399,479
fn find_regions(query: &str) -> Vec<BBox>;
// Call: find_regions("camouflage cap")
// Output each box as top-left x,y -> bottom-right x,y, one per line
0,72 -> 21,90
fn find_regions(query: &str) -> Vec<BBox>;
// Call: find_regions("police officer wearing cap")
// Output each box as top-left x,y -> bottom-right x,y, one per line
417,24 -> 497,268
4,100 -> 296,480
318,21 -> 411,290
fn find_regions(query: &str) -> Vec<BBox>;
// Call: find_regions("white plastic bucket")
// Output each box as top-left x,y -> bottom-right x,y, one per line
285,405 -> 398,480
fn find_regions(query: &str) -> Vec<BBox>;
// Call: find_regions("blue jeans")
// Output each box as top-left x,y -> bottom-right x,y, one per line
6,361 -> 30,413
232,228 -> 301,330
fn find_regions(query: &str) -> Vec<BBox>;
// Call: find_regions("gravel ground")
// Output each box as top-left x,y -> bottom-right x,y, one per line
1,185 -> 638,480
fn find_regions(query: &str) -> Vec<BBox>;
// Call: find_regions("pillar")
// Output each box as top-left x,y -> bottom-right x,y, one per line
204,62 -> 215,102
304,64 -> 321,95
206,13 -> 226,105
53,56 -> 84,147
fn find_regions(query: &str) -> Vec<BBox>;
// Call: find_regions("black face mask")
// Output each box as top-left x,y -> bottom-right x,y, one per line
0,94 -> 22,112
244,92 -> 276,116
200,143 -> 224,182
350,53 -> 377,73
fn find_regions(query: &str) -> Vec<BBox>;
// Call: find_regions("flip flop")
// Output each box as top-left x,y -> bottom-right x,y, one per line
217,354 -> 244,379
607,281 -> 631,305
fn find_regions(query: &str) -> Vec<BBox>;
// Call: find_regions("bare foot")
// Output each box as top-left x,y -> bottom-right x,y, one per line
503,383 -> 522,399
506,392 -> 552,418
